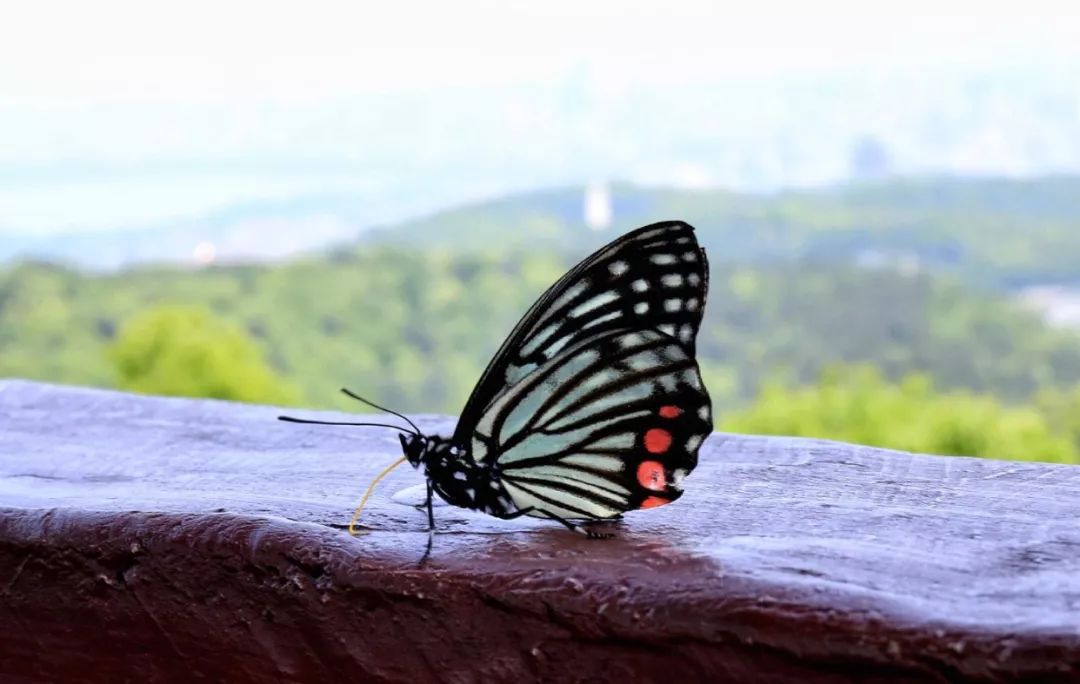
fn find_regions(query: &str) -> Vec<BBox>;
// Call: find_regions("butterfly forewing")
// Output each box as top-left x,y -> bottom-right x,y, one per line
454,221 -> 709,447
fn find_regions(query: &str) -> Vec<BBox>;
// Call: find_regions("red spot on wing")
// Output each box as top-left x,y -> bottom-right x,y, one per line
637,460 -> 667,491
644,428 -> 672,454
659,405 -> 682,419
640,496 -> 670,509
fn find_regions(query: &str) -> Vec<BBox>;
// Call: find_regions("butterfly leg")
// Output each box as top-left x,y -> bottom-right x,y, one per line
425,481 -> 436,531
494,508 -> 614,539
495,506 -> 535,520
414,482 -> 436,568
536,511 -> 616,540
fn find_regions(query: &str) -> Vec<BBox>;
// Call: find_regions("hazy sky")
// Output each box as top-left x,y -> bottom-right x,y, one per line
4,1 -> 1079,101
3,2 -> 1080,236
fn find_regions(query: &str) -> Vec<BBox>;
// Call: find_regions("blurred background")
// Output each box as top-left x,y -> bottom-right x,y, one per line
4,1 -> 1080,462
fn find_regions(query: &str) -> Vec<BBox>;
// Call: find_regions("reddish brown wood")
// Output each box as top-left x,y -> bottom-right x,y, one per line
1,379 -> 1079,683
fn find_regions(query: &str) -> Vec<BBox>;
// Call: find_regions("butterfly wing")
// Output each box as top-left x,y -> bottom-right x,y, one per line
451,221 -> 711,520
482,327 -> 711,519
453,220 -> 709,448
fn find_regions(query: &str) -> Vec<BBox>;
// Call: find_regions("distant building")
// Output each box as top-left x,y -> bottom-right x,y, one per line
584,182 -> 613,230
193,241 -> 217,265
1018,286 -> 1080,329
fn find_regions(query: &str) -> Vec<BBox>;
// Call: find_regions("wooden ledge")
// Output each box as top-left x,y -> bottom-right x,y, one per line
1,380 -> 1079,682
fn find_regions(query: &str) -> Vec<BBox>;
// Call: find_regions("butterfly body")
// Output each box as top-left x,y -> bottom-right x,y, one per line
283,221 -> 712,537
400,433 -> 517,518
399,221 -> 714,536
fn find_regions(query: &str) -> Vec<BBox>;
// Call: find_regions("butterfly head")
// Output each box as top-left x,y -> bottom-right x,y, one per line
399,433 -> 430,468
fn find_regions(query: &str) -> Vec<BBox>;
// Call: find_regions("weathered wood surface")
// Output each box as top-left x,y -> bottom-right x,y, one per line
1,379 -> 1079,683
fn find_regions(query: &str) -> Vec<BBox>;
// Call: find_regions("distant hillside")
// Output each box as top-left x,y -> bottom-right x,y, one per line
0,195 -> 375,270
6,175 -> 1080,285
5,248 -> 1080,415
361,176 -> 1080,287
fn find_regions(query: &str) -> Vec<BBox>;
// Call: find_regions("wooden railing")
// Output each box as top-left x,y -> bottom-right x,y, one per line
1,379 -> 1078,682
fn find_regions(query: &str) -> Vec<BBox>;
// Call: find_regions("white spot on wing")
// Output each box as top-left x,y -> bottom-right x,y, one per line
534,280 -> 589,328
686,298 -> 700,312
698,405 -> 710,421
589,432 -> 636,450
544,331 -> 580,358
634,302 -> 648,315
682,251 -> 699,262
650,254 -> 677,265
659,323 -> 676,337
664,299 -> 682,312
661,274 -> 684,288
520,323 -> 560,356
609,260 -> 629,277
579,310 -> 621,331
561,454 -> 625,472
678,324 -> 694,342
686,434 -> 703,452
618,332 -> 649,348
571,291 -> 619,317
506,361 -> 539,385
687,273 -> 701,286
632,279 -> 649,293
635,227 -> 670,242
473,441 -> 488,461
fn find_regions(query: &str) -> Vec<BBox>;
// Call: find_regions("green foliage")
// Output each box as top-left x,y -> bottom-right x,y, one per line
6,252 -> 1080,419
1035,385 -> 1080,451
109,305 -> 300,405
721,365 -> 1079,464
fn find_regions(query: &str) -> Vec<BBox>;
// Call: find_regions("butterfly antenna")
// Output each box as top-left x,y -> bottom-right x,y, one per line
277,416 -> 416,434
348,456 -> 408,536
340,387 -> 422,436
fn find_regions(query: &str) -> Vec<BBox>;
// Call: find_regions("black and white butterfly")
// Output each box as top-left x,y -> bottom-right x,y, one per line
283,221 -> 712,538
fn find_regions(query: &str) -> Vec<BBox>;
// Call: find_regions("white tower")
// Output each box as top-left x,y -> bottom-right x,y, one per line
583,181 -> 612,231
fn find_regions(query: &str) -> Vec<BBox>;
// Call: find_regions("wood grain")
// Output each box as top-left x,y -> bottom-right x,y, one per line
1,379 -> 1078,683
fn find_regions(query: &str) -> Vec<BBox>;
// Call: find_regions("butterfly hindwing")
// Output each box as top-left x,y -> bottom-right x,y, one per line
453,221 -> 708,446
479,327 -> 711,520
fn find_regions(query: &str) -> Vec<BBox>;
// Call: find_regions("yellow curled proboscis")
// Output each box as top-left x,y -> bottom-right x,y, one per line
348,456 -> 408,536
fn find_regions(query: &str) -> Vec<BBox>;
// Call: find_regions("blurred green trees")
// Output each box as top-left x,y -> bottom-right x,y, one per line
4,240 -> 1080,464
109,305 -> 300,404
7,250 -> 1080,417
721,365 -> 1079,463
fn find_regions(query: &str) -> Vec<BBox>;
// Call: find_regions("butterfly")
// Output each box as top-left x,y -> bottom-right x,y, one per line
282,221 -> 712,538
